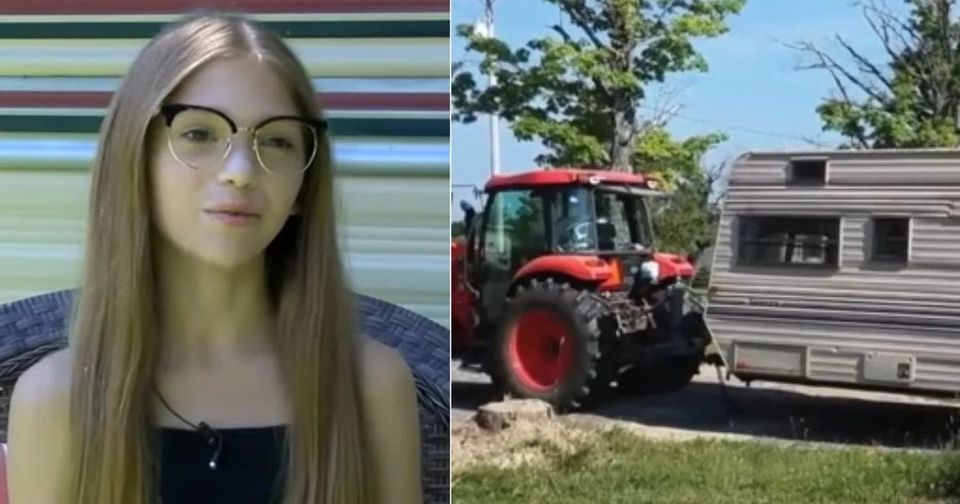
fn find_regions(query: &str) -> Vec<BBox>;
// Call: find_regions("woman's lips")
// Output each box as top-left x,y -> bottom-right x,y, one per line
204,210 -> 260,226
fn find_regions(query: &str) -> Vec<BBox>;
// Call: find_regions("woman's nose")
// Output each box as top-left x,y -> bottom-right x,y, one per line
217,138 -> 259,188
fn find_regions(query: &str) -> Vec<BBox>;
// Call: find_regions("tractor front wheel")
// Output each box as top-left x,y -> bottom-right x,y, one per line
491,279 -> 609,411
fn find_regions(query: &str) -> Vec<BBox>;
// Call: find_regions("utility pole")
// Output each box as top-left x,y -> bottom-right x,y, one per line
478,0 -> 500,176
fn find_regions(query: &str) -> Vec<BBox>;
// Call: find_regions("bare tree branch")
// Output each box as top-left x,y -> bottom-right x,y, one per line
860,0 -> 958,120
649,85 -> 686,115
637,103 -> 682,133
556,0 -> 609,52
862,5 -> 905,64
640,85 -> 686,131
835,35 -> 894,91
791,40 -> 871,148
706,159 -> 731,204
863,0 -> 921,46
792,40 -> 887,105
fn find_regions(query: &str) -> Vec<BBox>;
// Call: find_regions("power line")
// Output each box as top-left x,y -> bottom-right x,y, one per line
637,104 -> 833,148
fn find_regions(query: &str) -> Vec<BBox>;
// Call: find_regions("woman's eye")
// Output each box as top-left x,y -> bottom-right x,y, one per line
259,136 -> 295,149
182,129 -> 216,143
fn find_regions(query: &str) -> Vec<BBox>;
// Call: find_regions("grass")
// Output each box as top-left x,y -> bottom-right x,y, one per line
453,428 -> 960,504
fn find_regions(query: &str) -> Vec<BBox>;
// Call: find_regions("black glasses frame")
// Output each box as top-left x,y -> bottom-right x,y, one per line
156,103 -> 328,174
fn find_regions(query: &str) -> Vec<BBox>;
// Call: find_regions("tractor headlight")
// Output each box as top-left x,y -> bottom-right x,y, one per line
640,260 -> 660,283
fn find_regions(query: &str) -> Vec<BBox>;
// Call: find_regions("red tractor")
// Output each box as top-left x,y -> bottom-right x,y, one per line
452,168 -> 711,410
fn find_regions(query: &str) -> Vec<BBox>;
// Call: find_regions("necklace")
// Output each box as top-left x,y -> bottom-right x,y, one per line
152,385 -> 224,470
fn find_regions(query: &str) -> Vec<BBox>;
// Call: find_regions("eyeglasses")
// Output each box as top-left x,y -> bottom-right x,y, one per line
156,103 -> 327,175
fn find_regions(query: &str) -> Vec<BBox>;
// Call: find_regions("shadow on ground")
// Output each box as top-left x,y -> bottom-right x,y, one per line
589,379 -> 960,450
453,363 -> 960,450
453,380 -> 501,413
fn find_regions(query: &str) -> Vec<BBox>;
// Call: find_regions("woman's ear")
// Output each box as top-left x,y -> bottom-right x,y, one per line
291,199 -> 301,216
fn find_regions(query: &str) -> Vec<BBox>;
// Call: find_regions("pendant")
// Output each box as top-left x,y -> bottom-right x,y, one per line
198,422 -> 223,470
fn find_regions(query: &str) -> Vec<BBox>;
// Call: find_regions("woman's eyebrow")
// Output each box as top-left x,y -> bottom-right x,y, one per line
175,102 -> 300,123
238,112 -> 303,126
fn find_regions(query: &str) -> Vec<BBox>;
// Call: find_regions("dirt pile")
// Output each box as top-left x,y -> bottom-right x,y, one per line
452,410 -> 600,473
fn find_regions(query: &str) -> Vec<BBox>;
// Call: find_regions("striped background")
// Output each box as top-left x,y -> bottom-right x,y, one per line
0,0 -> 450,326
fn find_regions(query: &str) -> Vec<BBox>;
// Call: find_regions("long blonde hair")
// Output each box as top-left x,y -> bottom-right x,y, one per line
67,11 -> 373,503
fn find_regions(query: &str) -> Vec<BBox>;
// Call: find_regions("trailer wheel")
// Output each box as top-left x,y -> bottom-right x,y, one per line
490,278 -> 610,410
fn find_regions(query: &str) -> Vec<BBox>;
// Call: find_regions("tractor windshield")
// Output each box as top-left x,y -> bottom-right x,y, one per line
552,185 -> 654,253
553,187 -> 597,252
594,187 -> 654,252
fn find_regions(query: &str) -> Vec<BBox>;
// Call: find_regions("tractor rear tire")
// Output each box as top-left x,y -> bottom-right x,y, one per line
490,278 -> 611,411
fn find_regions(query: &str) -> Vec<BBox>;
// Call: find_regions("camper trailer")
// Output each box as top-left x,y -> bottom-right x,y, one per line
705,149 -> 960,395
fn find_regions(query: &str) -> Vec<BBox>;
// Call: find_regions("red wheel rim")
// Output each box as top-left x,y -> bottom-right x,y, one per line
507,308 -> 575,393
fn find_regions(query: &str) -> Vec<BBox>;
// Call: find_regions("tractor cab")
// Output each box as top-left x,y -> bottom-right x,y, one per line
460,169 -> 667,320
526,181 -> 657,256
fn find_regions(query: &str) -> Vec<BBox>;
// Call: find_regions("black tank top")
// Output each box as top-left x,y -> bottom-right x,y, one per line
157,425 -> 287,503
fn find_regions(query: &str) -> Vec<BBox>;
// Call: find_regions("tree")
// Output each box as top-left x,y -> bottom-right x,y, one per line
795,0 -> 960,148
638,129 -> 726,254
452,0 -> 745,171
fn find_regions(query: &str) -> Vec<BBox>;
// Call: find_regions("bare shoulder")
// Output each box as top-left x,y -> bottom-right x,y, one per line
8,347 -> 72,502
359,337 -> 416,396
357,337 -> 420,419
12,347 -> 72,407
357,336 -> 422,503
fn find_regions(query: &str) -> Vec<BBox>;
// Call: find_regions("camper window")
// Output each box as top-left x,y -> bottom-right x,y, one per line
788,159 -> 827,184
871,218 -> 910,263
737,216 -> 840,267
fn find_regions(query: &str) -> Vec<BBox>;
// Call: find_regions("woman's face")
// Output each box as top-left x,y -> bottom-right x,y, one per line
148,55 -> 308,268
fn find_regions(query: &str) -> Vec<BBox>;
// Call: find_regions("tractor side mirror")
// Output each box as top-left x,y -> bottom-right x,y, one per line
460,200 -> 476,230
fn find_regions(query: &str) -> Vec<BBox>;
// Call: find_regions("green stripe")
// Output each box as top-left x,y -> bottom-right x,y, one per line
0,116 -> 449,138
0,20 -> 448,39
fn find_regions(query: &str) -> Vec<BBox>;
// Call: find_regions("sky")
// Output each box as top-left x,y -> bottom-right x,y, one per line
450,0 -> 904,215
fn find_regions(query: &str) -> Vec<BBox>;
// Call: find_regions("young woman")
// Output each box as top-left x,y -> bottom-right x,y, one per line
6,11 -> 421,504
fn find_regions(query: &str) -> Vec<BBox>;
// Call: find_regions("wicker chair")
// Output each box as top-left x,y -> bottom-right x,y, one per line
0,289 -> 449,504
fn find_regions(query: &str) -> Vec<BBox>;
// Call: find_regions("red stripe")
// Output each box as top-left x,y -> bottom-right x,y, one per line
0,0 -> 447,15
0,91 -> 448,111
0,92 -> 108,108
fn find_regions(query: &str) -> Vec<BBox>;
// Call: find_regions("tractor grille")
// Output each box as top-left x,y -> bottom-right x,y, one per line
601,291 -> 649,334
